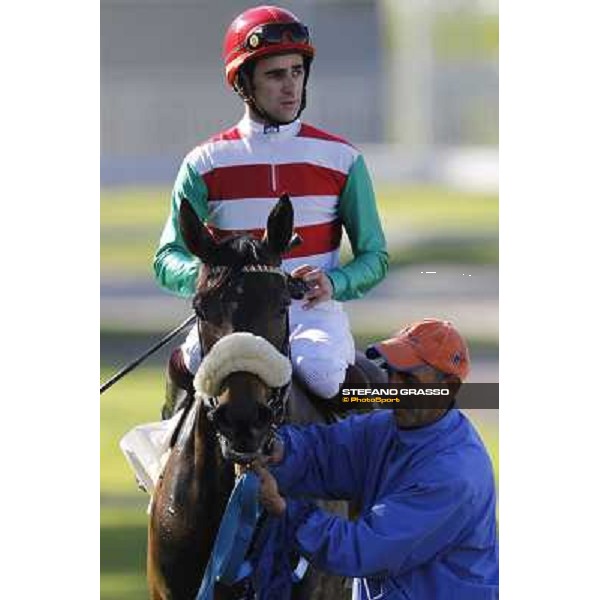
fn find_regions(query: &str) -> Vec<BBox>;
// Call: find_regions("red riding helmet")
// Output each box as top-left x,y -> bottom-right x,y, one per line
223,5 -> 315,89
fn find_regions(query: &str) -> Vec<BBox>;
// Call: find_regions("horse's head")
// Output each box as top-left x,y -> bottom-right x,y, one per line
179,194 -> 305,462
192,332 -> 292,463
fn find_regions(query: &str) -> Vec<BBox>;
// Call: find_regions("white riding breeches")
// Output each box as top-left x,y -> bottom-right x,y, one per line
181,299 -> 355,399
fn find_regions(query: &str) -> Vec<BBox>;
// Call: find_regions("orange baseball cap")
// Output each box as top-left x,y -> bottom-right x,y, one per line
367,319 -> 470,381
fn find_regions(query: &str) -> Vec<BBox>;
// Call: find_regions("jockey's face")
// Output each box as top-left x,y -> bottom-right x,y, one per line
251,53 -> 305,123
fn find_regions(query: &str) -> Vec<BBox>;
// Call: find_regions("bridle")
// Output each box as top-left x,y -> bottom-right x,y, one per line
193,263 -> 308,459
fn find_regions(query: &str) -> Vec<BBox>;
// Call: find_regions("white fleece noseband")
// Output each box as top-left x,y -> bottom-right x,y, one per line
194,332 -> 292,398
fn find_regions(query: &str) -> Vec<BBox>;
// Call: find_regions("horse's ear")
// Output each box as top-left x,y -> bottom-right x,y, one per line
263,193 -> 294,255
179,197 -> 218,261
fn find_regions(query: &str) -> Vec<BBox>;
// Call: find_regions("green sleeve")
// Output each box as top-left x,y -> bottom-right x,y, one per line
153,157 -> 209,298
327,155 -> 389,301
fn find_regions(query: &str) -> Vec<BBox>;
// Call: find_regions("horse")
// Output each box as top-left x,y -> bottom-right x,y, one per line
147,194 -> 382,600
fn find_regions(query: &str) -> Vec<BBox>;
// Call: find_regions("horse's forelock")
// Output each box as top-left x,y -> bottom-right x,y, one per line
231,236 -> 261,264
207,235 -> 267,268
196,264 -> 231,297
195,234 -> 275,293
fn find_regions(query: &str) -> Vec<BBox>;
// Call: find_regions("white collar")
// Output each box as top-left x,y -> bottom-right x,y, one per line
237,112 -> 301,140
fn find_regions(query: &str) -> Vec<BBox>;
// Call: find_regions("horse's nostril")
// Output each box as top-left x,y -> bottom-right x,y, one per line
228,435 -> 261,455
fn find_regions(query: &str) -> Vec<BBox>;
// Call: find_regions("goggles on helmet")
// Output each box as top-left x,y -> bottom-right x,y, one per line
244,22 -> 310,51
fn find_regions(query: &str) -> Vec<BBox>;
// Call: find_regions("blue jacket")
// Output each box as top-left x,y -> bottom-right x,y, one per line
265,409 -> 499,600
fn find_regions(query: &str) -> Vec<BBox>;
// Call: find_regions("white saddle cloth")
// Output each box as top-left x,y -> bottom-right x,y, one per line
119,412 -> 182,495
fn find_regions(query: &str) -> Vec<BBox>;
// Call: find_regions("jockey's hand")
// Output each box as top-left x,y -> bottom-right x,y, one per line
252,463 -> 286,517
291,264 -> 334,310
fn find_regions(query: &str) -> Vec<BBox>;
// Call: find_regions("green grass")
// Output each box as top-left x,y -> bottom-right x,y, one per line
101,366 -> 498,599
388,236 -> 498,267
100,187 -> 171,228
433,13 -> 499,60
101,505 -> 149,600
376,185 -> 498,232
101,184 -> 498,277
101,367 -> 164,494
382,10 -> 498,61
101,366 -> 162,599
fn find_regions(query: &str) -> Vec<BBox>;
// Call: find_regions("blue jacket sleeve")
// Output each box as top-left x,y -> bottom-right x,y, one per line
284,477 -> 475,578
271,416 -> 369,500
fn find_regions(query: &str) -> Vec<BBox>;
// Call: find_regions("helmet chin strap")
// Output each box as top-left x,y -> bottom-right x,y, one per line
248,98 -> 300,127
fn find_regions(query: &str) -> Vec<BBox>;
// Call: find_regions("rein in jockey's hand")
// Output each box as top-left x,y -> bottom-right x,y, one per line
252,463 -> 287,517
291,265 -> 334,310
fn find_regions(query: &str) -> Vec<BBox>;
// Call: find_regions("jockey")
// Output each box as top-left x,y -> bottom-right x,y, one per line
251,319 -> 499,599
154,5 -> 388,418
